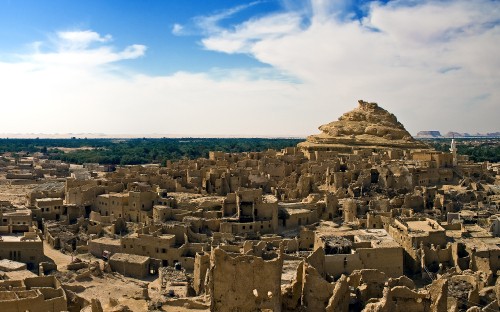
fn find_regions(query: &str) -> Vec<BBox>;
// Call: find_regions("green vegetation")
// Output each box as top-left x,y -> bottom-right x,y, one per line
0,138 -> 303,165
424,138 -> 500,163
1,137 -> 498,165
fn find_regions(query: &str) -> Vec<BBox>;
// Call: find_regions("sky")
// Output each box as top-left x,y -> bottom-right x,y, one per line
0,0 -> 499,137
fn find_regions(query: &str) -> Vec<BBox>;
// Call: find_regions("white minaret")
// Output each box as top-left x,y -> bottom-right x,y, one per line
450,139 -> 457,166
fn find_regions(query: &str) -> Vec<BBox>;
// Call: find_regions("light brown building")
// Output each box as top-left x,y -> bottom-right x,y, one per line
0,232 -> 43,270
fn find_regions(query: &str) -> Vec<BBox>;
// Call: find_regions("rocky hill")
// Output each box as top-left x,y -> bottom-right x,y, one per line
298,100 -> 430,151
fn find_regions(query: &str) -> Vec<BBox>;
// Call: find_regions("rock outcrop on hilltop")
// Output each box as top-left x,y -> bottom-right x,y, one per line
298,100 -> 430,152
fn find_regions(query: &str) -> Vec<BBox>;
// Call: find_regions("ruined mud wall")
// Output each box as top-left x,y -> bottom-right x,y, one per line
208,248 -> 283,312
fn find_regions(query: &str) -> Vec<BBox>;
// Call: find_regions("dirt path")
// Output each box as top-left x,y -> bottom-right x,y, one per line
43,240 -> 73,271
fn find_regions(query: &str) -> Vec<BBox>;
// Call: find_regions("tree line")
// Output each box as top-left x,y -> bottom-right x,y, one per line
426,138 -> 500,163
0,138 -> 498,165
0,138 -> 303,165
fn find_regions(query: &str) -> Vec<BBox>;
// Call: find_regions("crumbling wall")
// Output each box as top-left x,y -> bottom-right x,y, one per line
429,278 -> 447,312
193,252 -> 210,295
282,261 -> 303,311
325,253 -> 363,278
306,247 -> 325,277
357,274 -> 448,312
343,199 -> 357,222
349,269 -> 387,304
302,263 -> 335,312
208,248 -> 283,312
357,246 -> 404,278
326,275 -> 349,312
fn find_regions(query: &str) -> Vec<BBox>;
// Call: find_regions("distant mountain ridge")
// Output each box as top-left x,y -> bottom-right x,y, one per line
416,131 -> 500,138
415,131 -> 442,138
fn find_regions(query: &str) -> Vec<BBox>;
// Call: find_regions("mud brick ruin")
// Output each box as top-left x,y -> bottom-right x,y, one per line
0,100 -> 499,311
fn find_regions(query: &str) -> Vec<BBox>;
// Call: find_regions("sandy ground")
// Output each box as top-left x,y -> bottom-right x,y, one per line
67,273 -> 150,312
161,305 -> 209,312
43,240 -> 75,272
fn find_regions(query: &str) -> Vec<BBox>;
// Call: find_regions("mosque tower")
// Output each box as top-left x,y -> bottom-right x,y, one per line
450,139 -> 458,166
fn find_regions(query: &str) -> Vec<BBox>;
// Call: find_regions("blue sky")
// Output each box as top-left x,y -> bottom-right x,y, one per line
0,0 -> 499,136
0,0 -> 273,74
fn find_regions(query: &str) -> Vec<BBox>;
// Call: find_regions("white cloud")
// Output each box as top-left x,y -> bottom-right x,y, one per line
0,60 -> 308,136
57,30 -> 112,50
1,1 -> 500,136
194,1 -> 261,34
0,29 -> 308,136
28,45 -> 146,67
201,12 -> 303,54
197,0 -> 500,134
24,30 -> 146,68
172,1 -> 264,38
172,24 -> 184,36
366,0 -> 500,46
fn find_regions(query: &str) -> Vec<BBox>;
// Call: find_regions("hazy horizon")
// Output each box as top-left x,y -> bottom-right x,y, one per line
0,131 -> 498,140
0,133 -> 307,139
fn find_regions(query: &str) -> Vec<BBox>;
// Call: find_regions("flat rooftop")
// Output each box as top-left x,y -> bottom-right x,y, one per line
99,192 -> 129,198
263,195 -> 278,203
457,237 -> 500,252
110,253 -> 149,264
0,259 -> 27,271
2,210 -> 31,216
90,237 -> 121,245
406,220 -> 444,233
35,198 -> 63,202
127,233 -> 176,240
3,270 -> 38,280
0,235 -> 41,242
316,224 -> 400,249
283,208 -> 312,215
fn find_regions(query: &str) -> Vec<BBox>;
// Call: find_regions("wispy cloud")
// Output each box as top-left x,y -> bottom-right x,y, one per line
25,30 -> 146,67
57,30 -> 112,50
201,12 -> 304,54
172,1 -> 263,36
172,24 -> 184,36
194,1 -> 261,34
